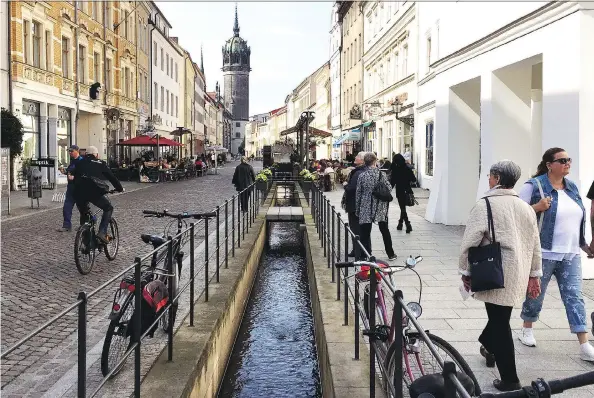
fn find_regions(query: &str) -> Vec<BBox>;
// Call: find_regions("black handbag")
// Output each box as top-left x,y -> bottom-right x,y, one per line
405,192 -> 418,206
468,198 -> 504,292
372,171 -> 393,202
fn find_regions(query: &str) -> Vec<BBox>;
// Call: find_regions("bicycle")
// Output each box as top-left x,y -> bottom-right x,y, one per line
73,190 -> 120,275
479,371 -> 594,398
100,209 -> 216,378
336,256 -> 481,398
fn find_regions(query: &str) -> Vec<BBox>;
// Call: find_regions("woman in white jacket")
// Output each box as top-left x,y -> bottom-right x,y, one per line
459,160 -> 542,392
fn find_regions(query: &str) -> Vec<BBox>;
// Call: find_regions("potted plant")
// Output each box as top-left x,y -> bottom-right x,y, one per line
301,171 -> 315,193
255,172 -> 268,192
262,168 -> 273,189
298,168 -> 309,188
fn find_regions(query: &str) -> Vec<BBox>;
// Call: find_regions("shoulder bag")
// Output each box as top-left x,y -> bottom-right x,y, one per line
467,197 -> 504,292
405,191 -> 418,206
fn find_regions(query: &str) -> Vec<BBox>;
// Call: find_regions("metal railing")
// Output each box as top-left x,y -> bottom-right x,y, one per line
310,183 -> 472,398
1,183 -> 262,397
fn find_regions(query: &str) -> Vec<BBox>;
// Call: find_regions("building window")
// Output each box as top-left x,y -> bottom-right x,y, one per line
124,11 -> 129,40
175,95 -> 178,118
124,67 -> 130,97
170,59 -> 173,79
426,37 -> 432,72
93,52 -> 100,82
23,20 -> 30,64
161,48 -> 164,71
235,122 -> 240,127
45,30 -> 52,71
105,2 -> 112,29
32,21 -> 42,68
166,89 -> 170,114
21,100 -> 41,160
154,82 -> 158,108
78,45 -> 86,83
425,122 -> 434,176
160,86 -> 164,111
175,63 -> 178,82
93,1 -> 101,22
403,44 -> 408,77
106,58 -> 112,91
153,42 -> 157,65
145,75 -> 149,102
166,53 -> 169,75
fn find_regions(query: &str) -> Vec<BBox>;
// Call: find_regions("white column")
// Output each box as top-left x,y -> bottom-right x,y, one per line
39,103 -> 49,184
530,89 -> 543,178
47,104 -> 58,185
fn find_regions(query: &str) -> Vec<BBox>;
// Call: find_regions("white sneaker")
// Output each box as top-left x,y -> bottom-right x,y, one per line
580,343 -> 594,362
518,327 -> 536,347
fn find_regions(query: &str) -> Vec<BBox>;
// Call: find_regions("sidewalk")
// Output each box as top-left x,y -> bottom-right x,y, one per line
323,187 -> 594,396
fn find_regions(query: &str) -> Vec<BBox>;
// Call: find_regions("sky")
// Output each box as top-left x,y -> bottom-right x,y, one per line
156,1 -> 334,115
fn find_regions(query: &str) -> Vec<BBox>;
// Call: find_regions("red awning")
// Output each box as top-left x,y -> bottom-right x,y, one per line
117,135 -> 182,147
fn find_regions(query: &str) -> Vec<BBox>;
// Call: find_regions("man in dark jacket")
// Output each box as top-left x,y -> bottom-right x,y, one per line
232,156 -> 256,212
58,145 -> 84,232
343,151 -> 366,257
72,146 -> 124,243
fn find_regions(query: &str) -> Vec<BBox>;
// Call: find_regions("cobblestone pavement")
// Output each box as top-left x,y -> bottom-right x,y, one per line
0,162 -> 251,393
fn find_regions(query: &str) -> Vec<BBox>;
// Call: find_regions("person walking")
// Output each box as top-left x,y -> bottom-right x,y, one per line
518,147 -> 594,361
355,152 -> 396,261
232,156 -> 256,212
459,160 -> 542,391
390,153 -> 417,233
343,151 -> 366,257
57,145 -> 83,232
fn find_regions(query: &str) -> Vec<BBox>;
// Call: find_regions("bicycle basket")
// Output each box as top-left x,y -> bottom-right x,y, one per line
355,260 -> 390,282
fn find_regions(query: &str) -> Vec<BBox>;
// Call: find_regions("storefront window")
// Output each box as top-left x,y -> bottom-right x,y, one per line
21,100 -> 40,160
57,107 -> 72,168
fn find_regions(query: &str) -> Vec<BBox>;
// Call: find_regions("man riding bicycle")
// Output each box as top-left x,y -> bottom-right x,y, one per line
72,146 -> 124,243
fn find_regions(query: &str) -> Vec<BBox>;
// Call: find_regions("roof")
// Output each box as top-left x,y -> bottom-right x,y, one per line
270,106 -> 287,116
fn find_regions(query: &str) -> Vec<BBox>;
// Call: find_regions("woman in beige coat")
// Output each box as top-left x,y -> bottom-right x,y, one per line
459,160 -> 542,392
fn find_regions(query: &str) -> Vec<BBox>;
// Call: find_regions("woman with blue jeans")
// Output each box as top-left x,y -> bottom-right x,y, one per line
518,147 -> 594,361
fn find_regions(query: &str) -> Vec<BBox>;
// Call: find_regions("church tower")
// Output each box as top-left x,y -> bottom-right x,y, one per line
222,4 -> 251,154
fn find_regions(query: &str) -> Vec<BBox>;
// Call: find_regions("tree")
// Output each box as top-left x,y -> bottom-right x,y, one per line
1,108 -> 25,191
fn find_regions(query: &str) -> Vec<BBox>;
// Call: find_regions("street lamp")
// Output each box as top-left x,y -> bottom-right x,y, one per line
392,99 -> 414,127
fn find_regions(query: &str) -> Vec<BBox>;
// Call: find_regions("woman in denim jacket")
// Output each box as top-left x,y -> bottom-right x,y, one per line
518,147 -> 594,361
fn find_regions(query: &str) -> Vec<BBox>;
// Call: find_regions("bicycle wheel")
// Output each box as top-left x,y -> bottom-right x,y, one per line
101,297 -> 135,378
160,302 -> 178,333
74,224 -> 96,275
383,331 -> 481,398
104,218 -> 120,261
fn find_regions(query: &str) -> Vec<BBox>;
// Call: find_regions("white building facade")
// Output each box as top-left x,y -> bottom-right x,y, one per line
1,1 -> 9,110
150,12 -> 183,139
416,1 -> 594,240
362,1 -> 417,161
329,4 -> 342,159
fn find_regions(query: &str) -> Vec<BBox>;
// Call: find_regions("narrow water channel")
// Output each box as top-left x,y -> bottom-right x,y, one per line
219,221 -> 322,397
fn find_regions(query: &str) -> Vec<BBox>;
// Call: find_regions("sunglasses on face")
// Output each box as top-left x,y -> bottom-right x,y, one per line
552,158 -> 572,165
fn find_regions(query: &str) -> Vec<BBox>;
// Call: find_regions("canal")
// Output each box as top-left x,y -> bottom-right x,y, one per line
218,220 -> 322,397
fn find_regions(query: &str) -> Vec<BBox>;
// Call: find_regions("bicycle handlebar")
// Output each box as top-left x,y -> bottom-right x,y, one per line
479,371 -> 594,398
142,210 -> 217,219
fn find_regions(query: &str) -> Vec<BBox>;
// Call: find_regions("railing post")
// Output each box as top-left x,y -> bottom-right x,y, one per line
329,206 -> 334,274
167,237 -> 174,362
354,265 -> 360,361
369,262 -> 377,398
204,217 -> 209,302
394,290 -> 404,397
216,206 -> 220,283
190,223 -> 195,326
344,222 -> 349,326
336,212 -> 341,298
77,291 -> 87,398
237,193 -> 241,249
322,197 -> 326,253
225,200 -> 229,269
231,195 -> 236,256
242,189 -> 246,241
134,257 -> 142,398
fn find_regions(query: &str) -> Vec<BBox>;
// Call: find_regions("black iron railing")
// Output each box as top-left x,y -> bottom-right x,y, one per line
1,183 -> 262,397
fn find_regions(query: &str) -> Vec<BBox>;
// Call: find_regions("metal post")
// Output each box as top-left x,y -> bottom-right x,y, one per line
204,217 -> 209,302
305,114 -> 310,166
242,190 -> 246,241
216,206 -> 220,283
190,223 -> 195,326
322,197 -> 326,252
394,290 -> 404,397
225,200 -> 229,269
369,264 -> 377,397
134,257 -> 142,398
329,206 -> 334,273
237,193 -> 241,249
336,212 -> 341,298
354,271 -> 360,361
344,223 -> 349,326
77,291 -> 87,398
167,237 -> 174,361
231,196 -> 236,256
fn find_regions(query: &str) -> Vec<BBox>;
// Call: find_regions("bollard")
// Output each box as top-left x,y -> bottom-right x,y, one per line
225,200 -> 229,269
204,217 -> 209,302
167,237 -> 174,361
336,213 -> 341,299
216,207 -> 220,283
190,224 -> 195,326
134,257 -> 142,397
231,196 -> 236,256
344,222 -> 349,326
77,291 -> 87,398
369,262 -> 377,397
394,290 -> 404,397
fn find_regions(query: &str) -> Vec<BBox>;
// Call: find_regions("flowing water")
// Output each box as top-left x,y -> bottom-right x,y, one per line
218,221 -> 322,397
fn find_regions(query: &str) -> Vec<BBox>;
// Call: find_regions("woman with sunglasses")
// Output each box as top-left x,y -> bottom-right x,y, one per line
518,147 -> 594,361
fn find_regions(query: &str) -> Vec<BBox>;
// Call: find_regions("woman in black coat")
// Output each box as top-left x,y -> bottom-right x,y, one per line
390,153 -> 417,233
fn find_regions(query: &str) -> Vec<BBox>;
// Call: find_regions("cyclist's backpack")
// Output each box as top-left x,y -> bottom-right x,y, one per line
140,280 -> 169,338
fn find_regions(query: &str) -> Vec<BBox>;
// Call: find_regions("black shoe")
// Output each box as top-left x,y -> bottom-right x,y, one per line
480,345 -> 495,368
388,254 -> 397,262
405,222 -> 412,234
396,221 -> 403,231
493,379 -> 521,392
96,231 -> 110,244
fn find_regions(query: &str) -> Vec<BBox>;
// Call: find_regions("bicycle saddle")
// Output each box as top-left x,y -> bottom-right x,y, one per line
140,234 -> 166,245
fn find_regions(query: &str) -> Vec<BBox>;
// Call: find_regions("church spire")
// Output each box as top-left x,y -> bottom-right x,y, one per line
233,3 -> 240,37
200,45 -> 204,73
